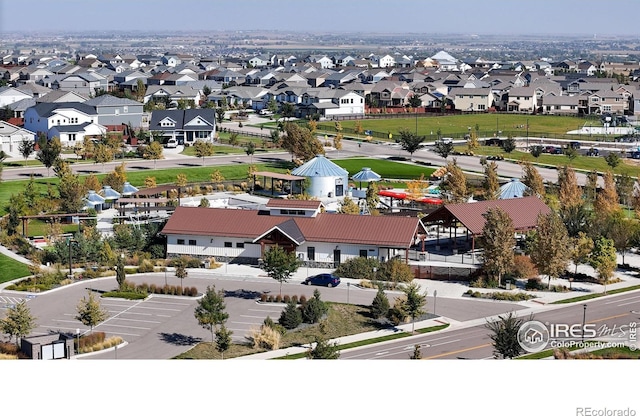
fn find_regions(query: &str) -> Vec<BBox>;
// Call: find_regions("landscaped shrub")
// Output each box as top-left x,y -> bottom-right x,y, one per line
370,286 -> 390,319
299,295 -> 307,305
376,257 -> 414,283
189,287 -> 198,297
267,295 -> 274,303
149,284 -> 157,293
138,260 -> 155,273
78,332 -> 106,350
290,295 -> 298,304
248,325 -> 281,350
526,278 -> 544,290
512,255 -> 538,279
260,294 -> 268,302
275,294 -> 282,303
283,295 -> 291,303
279,301 -> 302,330
334,257 -> 380,280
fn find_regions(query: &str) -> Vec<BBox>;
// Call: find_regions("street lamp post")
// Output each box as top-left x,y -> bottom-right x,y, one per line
434,290 -> 438,315
75,328 -> 80,355
582,304 -> 587,342
347,282 -> 351,304
68,239 -> 78,280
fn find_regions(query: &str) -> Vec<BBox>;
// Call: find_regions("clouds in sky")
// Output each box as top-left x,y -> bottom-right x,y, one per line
2,0 -> 638,35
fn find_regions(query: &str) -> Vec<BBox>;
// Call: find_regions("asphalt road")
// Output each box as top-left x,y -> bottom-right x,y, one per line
339,290 -> 640,360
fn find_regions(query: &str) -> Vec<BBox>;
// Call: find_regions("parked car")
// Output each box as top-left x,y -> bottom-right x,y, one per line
303,273 -> 340,287
568,141 -> 581,149
165,138 -> 178,148
544,146 -> 562,154
259,109 -> 273,116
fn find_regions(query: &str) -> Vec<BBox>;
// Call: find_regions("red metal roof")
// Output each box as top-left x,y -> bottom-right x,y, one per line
422,196 -> 551,235
162,206 -> 423,248
266,199 -> 322,209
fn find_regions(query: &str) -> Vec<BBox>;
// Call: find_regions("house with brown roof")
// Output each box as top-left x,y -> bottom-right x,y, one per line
161,201 -> 428,267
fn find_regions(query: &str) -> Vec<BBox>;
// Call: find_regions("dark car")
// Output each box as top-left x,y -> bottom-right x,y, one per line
544,146 -> 562,154
303,273 -> 340,287
586,148 -> 600,156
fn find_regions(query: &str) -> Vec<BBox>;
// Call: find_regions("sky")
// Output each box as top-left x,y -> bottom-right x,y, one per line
1,0 -> 640,36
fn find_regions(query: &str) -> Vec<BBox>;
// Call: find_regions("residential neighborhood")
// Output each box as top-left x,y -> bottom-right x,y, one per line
2,27 -> 640,379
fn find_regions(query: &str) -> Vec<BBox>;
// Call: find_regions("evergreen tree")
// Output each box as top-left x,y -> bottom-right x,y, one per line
116,253 -> 126,290
301,289 -> 328,324
485,311 -> 525,359
370,285 -> 390,319
409,344 -> 422,360
279,300 -> 302,330
306,335 -> 340,359
215,325 -> 233,359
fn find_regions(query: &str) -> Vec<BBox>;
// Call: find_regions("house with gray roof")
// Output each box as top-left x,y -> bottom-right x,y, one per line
23,102 -> 105,145
84,95 -> 146,128
148,108 -> 216,146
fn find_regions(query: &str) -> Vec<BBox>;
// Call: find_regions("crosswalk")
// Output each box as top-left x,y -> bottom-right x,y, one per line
0,294 -> 33,309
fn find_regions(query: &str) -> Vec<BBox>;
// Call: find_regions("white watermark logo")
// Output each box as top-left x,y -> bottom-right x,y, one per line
576,407 -> 636,416
518,320 -> 637,353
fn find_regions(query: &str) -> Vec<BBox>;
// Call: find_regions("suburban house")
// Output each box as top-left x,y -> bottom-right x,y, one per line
83,95 -> 146,129
297,89 -> 365,118
148,108 -> 216,145
505,86 -> 538,112
541,94 -> 580,115
161,201 -> 428,267
0,86 -> 32,108
23,102 -> 105,145
452,87 -> 495,111
0,120 -> 36,157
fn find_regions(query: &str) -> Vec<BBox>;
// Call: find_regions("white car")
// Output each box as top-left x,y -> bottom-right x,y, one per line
259,109 -> 273,116
164,138 -> 178,148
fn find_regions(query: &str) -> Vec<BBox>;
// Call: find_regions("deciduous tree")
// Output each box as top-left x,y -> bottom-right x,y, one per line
594,170 -> 620,216
36,136 -> 62,177
261,245 -> 301,297
75,292 -> 108,333
589,237 -> 617,293
193,139 -> 215,165
521,161 -> 545,198
143,141 -> 164,169
194,285 -> 229,344
529,212 -> 571,289
397,130 -> 425,159
0,300 -> 36,345
481,207 -> 515,287
440,159 -> 468,203
482,161 -> 500,200
402,282 -> 427,333
557,165 -> 582,209
18,138 -> 34,167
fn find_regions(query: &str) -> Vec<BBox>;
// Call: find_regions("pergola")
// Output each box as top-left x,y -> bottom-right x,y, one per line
252,171 -> 306,196
420,196 -> 551,252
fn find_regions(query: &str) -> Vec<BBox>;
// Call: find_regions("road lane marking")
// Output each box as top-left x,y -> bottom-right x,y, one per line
429,339 -> 462,347
97,323 -> 151,330
424,343 -> 492,360
615,300 -> 640,307
240,315 -> 269,319
604,295 -> 640,305
109,318 -> 161,324
587,313 -> 630,324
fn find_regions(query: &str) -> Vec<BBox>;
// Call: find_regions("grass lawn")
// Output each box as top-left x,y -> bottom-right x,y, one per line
25,219 -> 79,237
176,302 -> 393,359
333,157 -> 436,179
319,114 -> 605,142
0,161 -> 295,216
0,253 -> 31,283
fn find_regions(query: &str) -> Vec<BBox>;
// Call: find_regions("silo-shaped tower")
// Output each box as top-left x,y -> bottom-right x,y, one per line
291,155 -> 349,198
